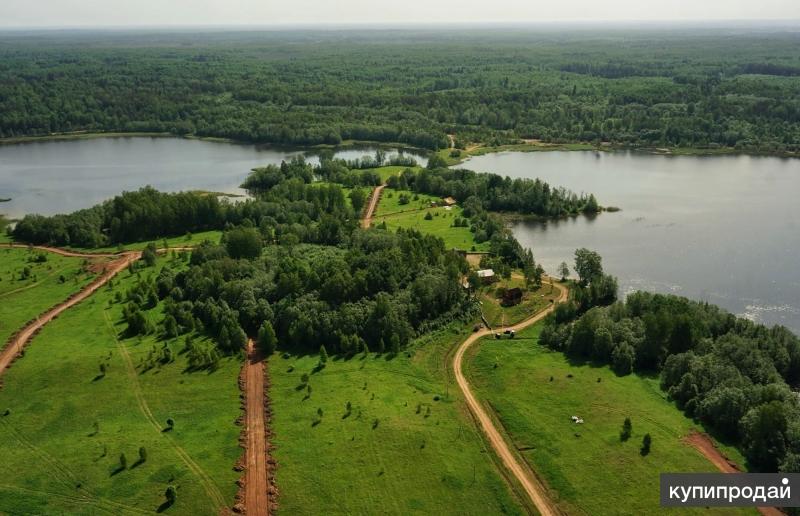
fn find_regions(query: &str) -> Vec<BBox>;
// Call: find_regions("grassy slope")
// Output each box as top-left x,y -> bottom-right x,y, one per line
375,206 -> 489,252
0,247 -> 100,347
479,277 -> 559,328
0,255 -> 241,515
465,323 -> 754,516
270,326 -> 525,515
66,230 -> 223,254
374,188 -> 440,217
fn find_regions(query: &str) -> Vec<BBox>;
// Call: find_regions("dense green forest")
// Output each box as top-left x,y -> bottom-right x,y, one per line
540,251 -> 800,473
1,28 -> 799,152
131,229 -> 470,357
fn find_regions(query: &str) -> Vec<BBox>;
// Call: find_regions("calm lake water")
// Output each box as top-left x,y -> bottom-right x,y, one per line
2,138 -> 798,331
462,151 -> 800,332
0,136 -> 426,219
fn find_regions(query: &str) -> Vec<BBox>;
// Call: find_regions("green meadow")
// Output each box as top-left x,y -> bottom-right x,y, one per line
0,247 -> 101,347
68,230 -> 223,254
374,206 -> 489,252
374,188 -> 440,217
479,277 -> 559,328
465,323 -> 754,516
364,165 -> 421,184
270,326 -> 525,515
0,255 -> 241,515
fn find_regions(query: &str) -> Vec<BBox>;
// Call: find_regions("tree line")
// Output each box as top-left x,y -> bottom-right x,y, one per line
388,165 -> 600,217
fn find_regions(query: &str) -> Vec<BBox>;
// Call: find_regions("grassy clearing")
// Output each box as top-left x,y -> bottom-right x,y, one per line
479,277 -> 559,328
374,207 -> 489,252
465,323 -> 754,516
65,230 -> 223,253
363,165 -> 421,183
0,247 -> 101,347
374,188 -> 440,217
270,325 -> 525,515
0,255 -> 241,515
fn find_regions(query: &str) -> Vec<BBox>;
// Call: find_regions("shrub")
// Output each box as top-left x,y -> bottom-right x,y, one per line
620,417 -> 632,441
641,433 -> 652,456
165,485 -> 177,505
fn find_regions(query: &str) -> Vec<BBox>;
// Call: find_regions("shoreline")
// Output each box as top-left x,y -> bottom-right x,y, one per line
0,131 -> 433,156
1,131 -> 797,161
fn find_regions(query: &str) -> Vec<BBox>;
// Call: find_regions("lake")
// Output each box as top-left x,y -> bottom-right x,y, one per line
2,137 -> 798,332
0,136 -> 426,219
461,151 -> 800,332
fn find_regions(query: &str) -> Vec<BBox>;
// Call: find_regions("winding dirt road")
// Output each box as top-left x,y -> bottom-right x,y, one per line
453,279 -> 568,516
243,339 -> 270,516
0,250 -> 140,377
361,184 -> 385,229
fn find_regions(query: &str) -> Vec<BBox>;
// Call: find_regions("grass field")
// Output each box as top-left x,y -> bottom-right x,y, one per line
270,325 -> 525,515
363,165 -> 421,184
65,230 -> 223,254
0,254 -> 242,515
374,188 -> 440,217
0,247 -> 102,347
479,277 -> 559,328
465,323 -> 755,516
374,206 -> 489,252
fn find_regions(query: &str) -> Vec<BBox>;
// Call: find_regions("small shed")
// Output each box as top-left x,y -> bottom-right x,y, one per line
442,196 -> 457,206
477,269 -> 496,284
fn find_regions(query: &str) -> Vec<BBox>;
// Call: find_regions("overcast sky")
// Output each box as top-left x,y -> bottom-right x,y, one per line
1,0 -> 798,28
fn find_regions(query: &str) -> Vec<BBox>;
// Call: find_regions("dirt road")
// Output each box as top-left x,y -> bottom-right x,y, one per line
244,339 -> 270,516
3,243 -> 119,258
686,432 -> 783,516
0,251 -> 140,377
361,184 -> 385,229
453,279 -> 568,516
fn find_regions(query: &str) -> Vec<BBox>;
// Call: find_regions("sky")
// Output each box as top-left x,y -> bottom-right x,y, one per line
1,0 -> 799,28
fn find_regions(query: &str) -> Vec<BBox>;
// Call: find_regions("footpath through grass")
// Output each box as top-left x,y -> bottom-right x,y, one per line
0,255 -> 241,515
465,323 -> 755,516
270,325 -> 525,515
0,247 -> 101,347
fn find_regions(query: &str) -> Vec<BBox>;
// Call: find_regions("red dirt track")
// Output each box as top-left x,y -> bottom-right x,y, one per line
361,184 -> 385,229
244,339 -> 270,515
453,280 -> 568,516
0,250 -> 140,377
685,432 -> 783,516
